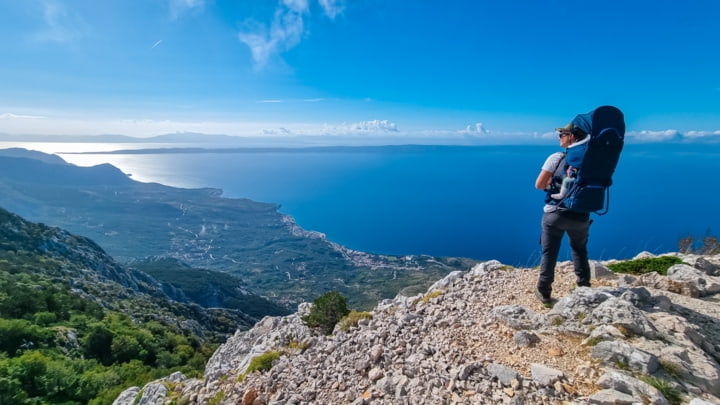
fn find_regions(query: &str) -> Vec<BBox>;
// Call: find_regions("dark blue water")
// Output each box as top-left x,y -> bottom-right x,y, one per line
62,144 -> 720,266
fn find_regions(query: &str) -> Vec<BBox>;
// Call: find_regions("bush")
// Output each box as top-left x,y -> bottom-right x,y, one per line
238,351 -> 281,382
301,291 -> 350,335
337,310 -> 372,331
0,319 -> 53,355
606,256 -> 684,276
245,351 -> 281,374
640,376 -> 681,405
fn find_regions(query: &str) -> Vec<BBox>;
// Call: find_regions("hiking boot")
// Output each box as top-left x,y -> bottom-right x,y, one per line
577,282 -> 591,288
534,289 -> 552,307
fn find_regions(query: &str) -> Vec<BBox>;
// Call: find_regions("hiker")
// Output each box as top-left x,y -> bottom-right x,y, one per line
534,122 -> 592,305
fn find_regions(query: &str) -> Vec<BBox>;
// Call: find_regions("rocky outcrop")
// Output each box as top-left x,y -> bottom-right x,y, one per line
116,253 -> 720,404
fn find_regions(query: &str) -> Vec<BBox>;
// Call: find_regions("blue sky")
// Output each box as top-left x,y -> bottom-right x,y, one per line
1,0 -> 719,144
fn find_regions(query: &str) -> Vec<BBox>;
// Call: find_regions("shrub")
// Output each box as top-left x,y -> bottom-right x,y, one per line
246,351 -> 281,374
640,376 -> 681,405
287,340 -> 310,352
422,291 -> 443,303
584,336 -> 602,346
659,360 -> 681,378
301,291 -> 350,335
238,351 -> 281,382
207,391 -> 225,405
678,231 -> 720,255
337,310 -> 373,331
413,290 -> 443,305
606,256 -> 684,276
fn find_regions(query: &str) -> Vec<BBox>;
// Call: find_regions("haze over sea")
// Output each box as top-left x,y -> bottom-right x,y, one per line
6,142 -> 720,266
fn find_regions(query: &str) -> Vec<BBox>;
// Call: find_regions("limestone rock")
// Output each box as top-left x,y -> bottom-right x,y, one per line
111,387 -> 140,405
489,305 -> 546,330
596,371 -> 669,405
591,341 -> 659,374
588,388 -> 640,405
530,363 -> 564,387
667,264 -> 720,296
591,261 -> 618,280
114,253 -> 720,405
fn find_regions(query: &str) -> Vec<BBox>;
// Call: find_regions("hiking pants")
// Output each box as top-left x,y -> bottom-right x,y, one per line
538,210 -> 591,297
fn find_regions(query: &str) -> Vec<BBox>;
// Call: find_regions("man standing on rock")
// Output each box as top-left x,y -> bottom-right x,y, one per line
534,122 -> 592,306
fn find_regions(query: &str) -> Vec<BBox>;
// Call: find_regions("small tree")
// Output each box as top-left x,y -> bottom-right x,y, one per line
302,291 -> 350,335
700,231 -> 720,255
678,235 -> 694,254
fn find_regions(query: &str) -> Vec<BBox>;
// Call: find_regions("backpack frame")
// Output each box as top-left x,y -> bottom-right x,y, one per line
555,106 -> 625,215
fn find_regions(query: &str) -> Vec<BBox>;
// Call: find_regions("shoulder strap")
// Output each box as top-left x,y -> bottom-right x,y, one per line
552,153 -> 567,176
545,153 -> 567,205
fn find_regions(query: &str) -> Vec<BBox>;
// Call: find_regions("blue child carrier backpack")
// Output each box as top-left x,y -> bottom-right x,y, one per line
554,105 -> 625,215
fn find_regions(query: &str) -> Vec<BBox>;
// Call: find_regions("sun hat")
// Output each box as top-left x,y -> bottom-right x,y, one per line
555,116 -> 589,139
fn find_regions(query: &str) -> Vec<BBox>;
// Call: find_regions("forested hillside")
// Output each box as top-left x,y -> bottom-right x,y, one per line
0,207 -> 256,404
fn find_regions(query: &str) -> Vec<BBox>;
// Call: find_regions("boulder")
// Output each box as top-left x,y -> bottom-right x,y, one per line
667,264 -> 720,296
590,340 -> 659,374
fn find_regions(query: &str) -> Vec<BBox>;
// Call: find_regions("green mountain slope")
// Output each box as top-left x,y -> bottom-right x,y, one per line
0,207 -> 260,404
130,257 -> 289,319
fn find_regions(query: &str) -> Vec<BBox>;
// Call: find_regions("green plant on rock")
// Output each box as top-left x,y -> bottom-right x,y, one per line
614,324 -> 634,338
287,340 -> 310,352
551,316 -> 564,326
246,351 -> 281,374
207,391 -> 225,405
337,310 -> 373,331
301,291 -> 350,335
584,336 -> 602,346
659,360 -> 681,378
413,290 -> 444,305
238,351 -> 281,382
614,359 -> 629,370
640,375 -> 681,405
606,256 -> 684,276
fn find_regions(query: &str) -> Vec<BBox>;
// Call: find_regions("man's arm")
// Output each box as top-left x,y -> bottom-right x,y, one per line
535,170 -> 552,190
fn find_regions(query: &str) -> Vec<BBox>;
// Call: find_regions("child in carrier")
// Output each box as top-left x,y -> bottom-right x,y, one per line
550,165 -> 577,200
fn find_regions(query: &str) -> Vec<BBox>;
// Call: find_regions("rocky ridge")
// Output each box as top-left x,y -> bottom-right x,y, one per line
116,252 -> 720,405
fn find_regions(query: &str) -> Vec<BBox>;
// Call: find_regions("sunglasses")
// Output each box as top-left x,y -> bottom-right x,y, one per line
558,132 -> 572,138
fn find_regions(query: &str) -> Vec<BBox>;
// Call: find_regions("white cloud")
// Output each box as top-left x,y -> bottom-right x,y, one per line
321,120 -> 399,135
32,0 -> 87,43
238,5 -> 306,69
0,113 -> 47,120
683,130 -> 720,138
318,0 -> 345,19
460,123 -> 489,135
283,0 -> 310,13
626,129 -> 680,143
168,0 -> 205,19
238,0 -> 344,69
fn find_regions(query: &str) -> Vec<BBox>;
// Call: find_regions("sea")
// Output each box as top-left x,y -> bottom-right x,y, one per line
3,142 -> 719,266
